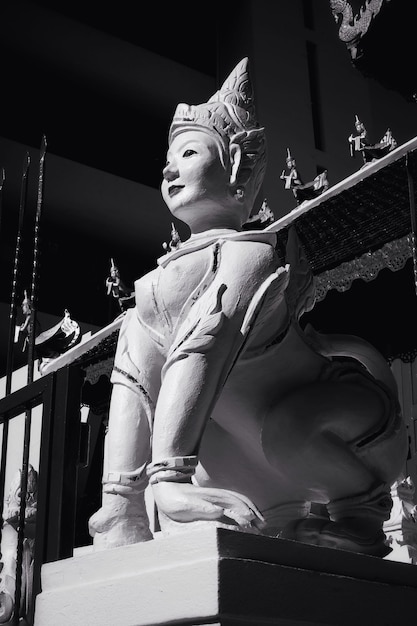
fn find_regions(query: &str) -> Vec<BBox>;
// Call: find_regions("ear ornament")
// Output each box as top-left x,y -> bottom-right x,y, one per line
234,187 -> 245,201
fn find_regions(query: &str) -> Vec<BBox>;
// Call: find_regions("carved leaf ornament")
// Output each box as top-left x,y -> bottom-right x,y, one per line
163,284 -> 226,376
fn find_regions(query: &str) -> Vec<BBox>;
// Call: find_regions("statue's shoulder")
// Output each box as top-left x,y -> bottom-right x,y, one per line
220,235 -> 280,277
134,266 -> 160,297
222,236 -> 276,255
132,252 -> 214,339
132,267 -> 162,330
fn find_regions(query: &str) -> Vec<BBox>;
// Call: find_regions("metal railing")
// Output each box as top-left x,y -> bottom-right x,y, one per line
0,365 -> 84,625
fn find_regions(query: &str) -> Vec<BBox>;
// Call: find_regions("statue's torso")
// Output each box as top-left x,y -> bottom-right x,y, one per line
129,234 -> 404,516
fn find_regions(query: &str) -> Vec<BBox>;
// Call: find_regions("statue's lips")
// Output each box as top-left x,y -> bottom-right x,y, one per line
168,185 -> 184,197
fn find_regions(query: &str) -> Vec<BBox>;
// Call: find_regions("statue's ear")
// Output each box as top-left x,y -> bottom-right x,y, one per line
229,143 -> 242,186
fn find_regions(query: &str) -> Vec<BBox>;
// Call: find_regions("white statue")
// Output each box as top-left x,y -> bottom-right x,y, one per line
89,58 -> 408,557
0,465 -> 37,625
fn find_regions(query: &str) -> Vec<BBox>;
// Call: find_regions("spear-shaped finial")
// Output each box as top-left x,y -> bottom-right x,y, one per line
286,148 -> 295,165
13,137 -> 47,622
0,166 -> 5,236
27,136 -> 47,384
5,152 -> 30,393
162,222 -> 182,252
40,134 -> 47,160
0,152 -> 33,607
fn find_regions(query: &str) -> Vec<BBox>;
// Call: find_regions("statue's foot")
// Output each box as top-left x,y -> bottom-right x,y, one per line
152,482 -> 265,532
279,518 -> 391,557
88,495 -> 153,550
157,514 -> 261,537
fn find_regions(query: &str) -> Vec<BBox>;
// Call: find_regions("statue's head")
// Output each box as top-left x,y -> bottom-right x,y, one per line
330,0 -> 348,17
354,115 -> 365,133
285,148 -> 296,170
161,58 -> 267,232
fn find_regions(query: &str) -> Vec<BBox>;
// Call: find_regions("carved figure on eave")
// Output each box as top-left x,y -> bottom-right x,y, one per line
105,258 -> 135,313
162,222 -> 182,252
14,290 -> 39,353
330,0 -> 386,60
242,199 -> 275,230
0,465 -> 38,625
35,308 -> 82,374
280,148 -> 329,205
348,115 -> 397,164
89,58 -> 407,558
384,476 -> 417,563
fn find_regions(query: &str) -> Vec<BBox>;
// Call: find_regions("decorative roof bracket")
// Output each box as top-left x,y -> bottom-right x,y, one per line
330,0 -> 388,59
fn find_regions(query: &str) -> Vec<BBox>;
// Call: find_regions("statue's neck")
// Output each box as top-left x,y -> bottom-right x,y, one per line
171,198 -> 248,234
188,228 -> 238,242
187,212 -> 245,235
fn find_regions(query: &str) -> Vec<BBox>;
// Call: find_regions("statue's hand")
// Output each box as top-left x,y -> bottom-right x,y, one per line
0,587 -> 14,622
152,482 -> 265,530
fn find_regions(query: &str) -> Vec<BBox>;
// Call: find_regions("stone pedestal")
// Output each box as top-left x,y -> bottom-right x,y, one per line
34,526 -> 417,626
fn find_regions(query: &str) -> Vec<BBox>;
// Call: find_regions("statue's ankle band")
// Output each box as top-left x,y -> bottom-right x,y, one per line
327,483 -> 392,523
149,470 -> 193,485
103,467 -> 148,489
146,456 -> 198,478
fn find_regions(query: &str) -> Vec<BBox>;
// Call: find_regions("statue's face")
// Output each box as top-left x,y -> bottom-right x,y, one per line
161,130 -> 231,223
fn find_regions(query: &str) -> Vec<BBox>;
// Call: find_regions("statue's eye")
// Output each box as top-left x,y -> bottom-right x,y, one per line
183,149 -> 197,157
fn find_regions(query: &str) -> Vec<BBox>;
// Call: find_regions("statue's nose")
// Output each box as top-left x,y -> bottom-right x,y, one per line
163,161 -> 179,182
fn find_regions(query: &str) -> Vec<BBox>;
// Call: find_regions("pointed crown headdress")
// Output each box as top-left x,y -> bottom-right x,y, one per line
286,147 -> 295,163
169,58 -> 267,198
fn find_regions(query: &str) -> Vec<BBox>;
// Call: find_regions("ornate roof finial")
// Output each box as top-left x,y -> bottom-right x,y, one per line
163,222 -> 182,252
348,114 -> 396,164
281,150 -> 329,205
15,289 -> 33,350
330,0 -> 385,60
241,197 -> 275,231
286,148 -> 294,164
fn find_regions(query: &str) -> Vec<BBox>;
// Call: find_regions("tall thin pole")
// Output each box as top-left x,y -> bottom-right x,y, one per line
0,167 -> 5,235
27,135 -> 46,383
406,154 -> 417,296
14,137 -> 47,625
5,153 -> 30,396
0,156 -> 30,546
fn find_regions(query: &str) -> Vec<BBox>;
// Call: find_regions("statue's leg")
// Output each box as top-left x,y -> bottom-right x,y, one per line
280,484 -> 393,556
88,383 -> 153,550
261,501 -> 312,537
262,372 -> 407,556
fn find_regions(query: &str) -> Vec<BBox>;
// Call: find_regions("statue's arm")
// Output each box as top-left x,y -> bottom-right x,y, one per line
106,305 -> 165,479
89,303 -> 165,547
152,242 -> 278,458
149,241 -> 282,527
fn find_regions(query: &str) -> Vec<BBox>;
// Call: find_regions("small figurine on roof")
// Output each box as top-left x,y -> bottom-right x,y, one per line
242,198 -> 275,230
162,222 -> 182,252
35,309 -> 82,373
105,258 -> 135,312
348,115 -> 368,157
14,290 -> 39,351
348,115 -> 397,165
280,148 -> 329,205
18,290 -> 32,335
